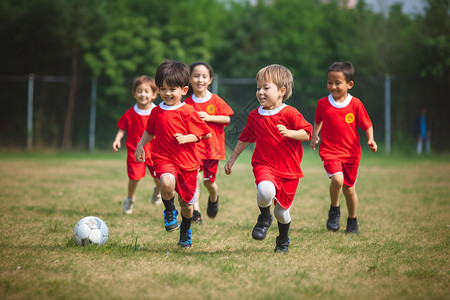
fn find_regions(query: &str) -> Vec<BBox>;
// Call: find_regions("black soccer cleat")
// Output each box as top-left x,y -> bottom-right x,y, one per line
274,236 -> 290,253
345,217 -> 359,235
326,205 -> 340,232
252,214 -> 273,240
207,196 -> 219,219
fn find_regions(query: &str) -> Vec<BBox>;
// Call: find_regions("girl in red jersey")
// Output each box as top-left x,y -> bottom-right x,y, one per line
112,76 -> 162,215
135,60 -> 210,248
310,61 -> 377,234
185,62 -> 234,223
225,64 -> 312,253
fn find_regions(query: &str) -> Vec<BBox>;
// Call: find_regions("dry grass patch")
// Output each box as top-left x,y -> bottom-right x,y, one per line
0,151 -> 449,300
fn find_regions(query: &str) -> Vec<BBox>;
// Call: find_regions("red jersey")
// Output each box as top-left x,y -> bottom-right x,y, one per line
185,91 -> 234,160
146,102 -> 210,171
117,103 -> 156,160
239,104 -> 312,179
314,94 -> 372,163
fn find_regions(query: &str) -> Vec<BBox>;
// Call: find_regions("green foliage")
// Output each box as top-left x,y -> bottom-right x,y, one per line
0,0 -> 449,150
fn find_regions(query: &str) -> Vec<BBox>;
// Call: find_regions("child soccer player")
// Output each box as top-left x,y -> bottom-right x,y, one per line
310,61 -> 377,234
185,62 -> 234,223
135,60 -> 210,248
224,64 -> 312,253
112,75 -> 162,214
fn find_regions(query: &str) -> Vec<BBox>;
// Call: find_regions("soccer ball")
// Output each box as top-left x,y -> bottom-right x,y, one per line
73,216 -> 109,246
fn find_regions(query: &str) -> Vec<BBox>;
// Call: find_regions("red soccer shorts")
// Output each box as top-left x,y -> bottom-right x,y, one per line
199,159 -> 219,183
154,160 -> 199,204
253,164 -> 299,209
323,160 -> 359,187
127,151 -> 156,180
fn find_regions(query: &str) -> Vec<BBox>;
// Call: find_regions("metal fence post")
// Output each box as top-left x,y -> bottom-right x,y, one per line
89,77 -> 97,153
385,74 -> 391,154
212,73 -> 219,95
27,73 -> 35,150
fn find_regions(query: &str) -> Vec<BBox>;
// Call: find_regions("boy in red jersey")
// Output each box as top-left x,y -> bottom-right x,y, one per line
310,61 -> 377,234
112,75 -> 162,214
135,60 -> 210,248
185,62 -> 234,223
224,64 -> 312,253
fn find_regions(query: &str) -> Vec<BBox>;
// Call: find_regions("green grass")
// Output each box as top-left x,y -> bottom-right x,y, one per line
0,150 -> 449,299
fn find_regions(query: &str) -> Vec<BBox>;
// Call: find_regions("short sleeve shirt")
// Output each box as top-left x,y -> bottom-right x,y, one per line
314,94 -> 372,163
185,91 -> 234,160
146,102 -> 210,171
117,103 -> 156,159
239,104 -> 312,179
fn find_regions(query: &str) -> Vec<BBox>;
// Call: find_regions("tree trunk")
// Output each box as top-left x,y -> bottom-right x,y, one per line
62,42 -> 78,150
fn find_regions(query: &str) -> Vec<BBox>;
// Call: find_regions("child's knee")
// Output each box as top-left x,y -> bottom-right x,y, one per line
274,205 -> 291,224
343,185 -> 355,196
160,173 -> 175,186
331,174 -> 344,186
257,180 -> 275,207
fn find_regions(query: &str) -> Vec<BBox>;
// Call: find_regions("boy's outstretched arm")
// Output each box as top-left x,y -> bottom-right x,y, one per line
174,132 -> 211,144
276,125 -> 311,141
365,126 -> 378,152
198,112 -> 231,124
224,141 -> 249,175
135,131 -> 155,162
112,129 -> 126,152
310,121 -> 322,151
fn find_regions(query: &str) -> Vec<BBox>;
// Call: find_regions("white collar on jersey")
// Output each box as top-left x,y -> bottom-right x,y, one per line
133,103 -> 156,116
192,90 -> 212,103
159,101 -> 186,111
258,103 -> 287,116
328,93 -> 352,108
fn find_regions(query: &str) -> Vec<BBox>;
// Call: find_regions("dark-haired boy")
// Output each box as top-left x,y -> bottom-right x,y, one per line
310,61 -> 377,234
135,60 -> 210,248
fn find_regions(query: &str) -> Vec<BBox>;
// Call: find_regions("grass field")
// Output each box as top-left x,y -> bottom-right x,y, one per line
0,149 -> 449,300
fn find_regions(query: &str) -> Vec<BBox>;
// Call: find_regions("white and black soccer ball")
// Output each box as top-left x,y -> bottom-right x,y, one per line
73,216 -> 109,246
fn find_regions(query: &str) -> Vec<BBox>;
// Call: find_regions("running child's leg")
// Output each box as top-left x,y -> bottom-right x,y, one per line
341,162 -> 359,234
123,179 -> 139,214
327,174 -> 343,231
274,204 -> 291,253
343,185 -> 358,218
203,160 -> 219,218
192,172 -> 202,224
330,174 -> 344,208
160,173 -> 179,232
127,179 -> 139,199
178,199 -> 193,248
151,177 -> 162,205
343,185 -> 359,234
252,180 -> 275,240
205,180 -> 219,218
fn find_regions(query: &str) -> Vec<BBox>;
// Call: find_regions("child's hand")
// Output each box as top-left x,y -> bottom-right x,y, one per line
224,160 -> 235,175
198,111 -> 210,122
134,146 -> 145,162
276,124 -> 289,137
368,139 -> 378,152
310,136 -> 320,150
174,133 -> 189,144
112,140 -> 121,152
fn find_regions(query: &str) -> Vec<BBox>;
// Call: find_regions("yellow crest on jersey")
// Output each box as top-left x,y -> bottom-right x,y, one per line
345,113 -> 355,124
207,105 -> 216,114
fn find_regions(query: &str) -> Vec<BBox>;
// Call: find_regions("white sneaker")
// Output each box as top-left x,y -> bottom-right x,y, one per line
123,197 -> 135,214
151,187 -> 162,206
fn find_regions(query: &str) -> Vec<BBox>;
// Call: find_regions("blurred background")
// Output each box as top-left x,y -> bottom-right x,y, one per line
0,0 -> 448,154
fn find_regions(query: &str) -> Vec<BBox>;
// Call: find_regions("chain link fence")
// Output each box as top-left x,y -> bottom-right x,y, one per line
0,73 -> 438,154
